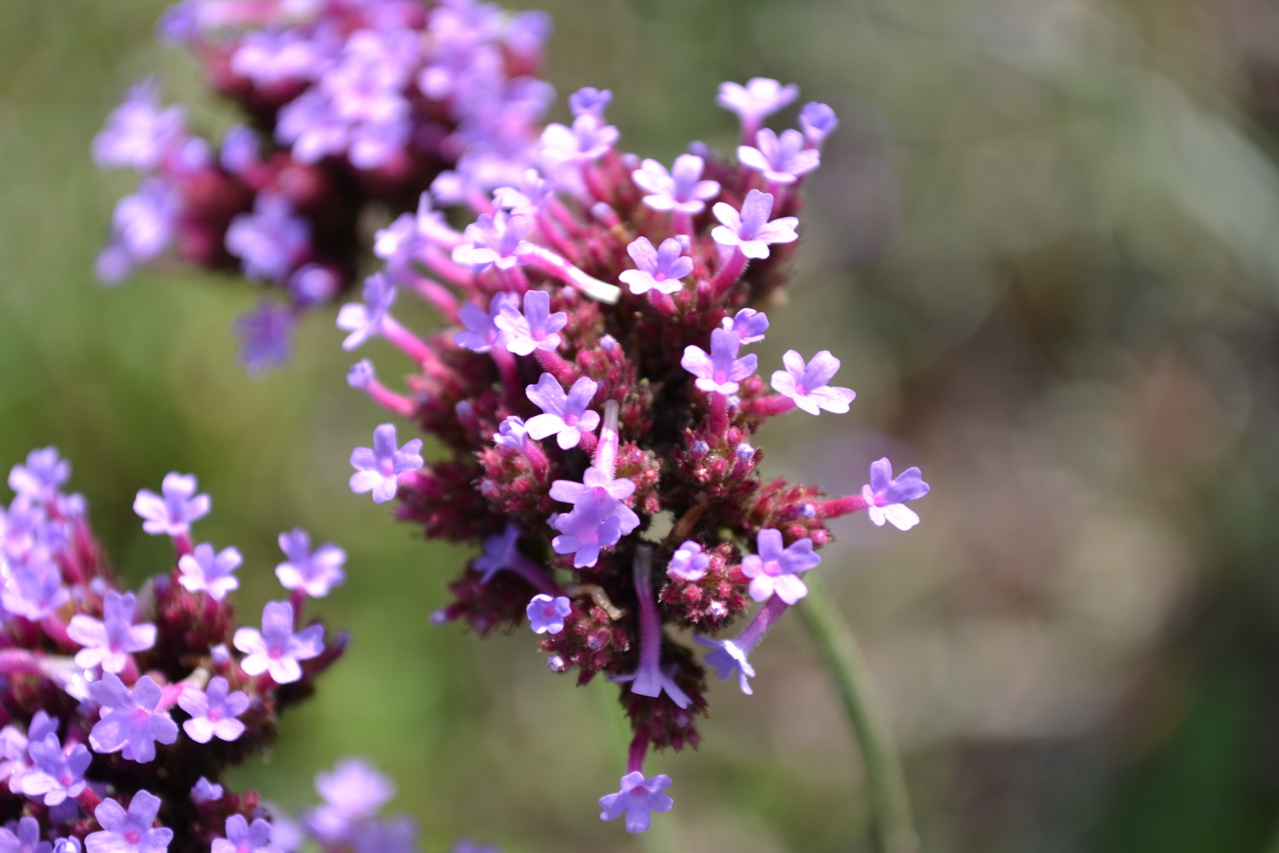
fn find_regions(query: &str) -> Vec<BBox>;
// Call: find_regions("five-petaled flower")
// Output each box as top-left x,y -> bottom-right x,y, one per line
349,424 -> 423,504
67,590 -> 156,674
234,601 -> 325,685
771,350 -> 856,415
494,289 -> 567,356
598,772 -> 674,834
276,528 -> 347,598
86,790 -> 173,853
527,594 -> 572,634
619,237 -> 693,296
739,528 -> 822,604
681,328 -> 758,395
88,675 -> 179,764
525,373 -> 601,449
862,458 -> 930,531
133,472 -> 210,537
178,676 -> 250,743
710,189 -> 799,260
178,542 -> 243,601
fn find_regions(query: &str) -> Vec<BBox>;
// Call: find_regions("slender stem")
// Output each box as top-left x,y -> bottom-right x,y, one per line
798,572 -> 917,853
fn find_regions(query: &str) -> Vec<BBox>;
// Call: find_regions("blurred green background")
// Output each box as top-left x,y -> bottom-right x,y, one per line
6,0 -> 1279,850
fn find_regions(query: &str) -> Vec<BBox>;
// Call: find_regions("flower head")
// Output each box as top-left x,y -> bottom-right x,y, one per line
275,528 -> 347,597
771,350 -> 856,415
21,733 -> 91,806
133,472 -> 210,537
349,424 -> 423,504
87,790 -> 173,853
599,772 -> 674,834
716,77 -> 798,138
225,192 -> 310,283
337,274 -> 398,352
8,448 -> 70,505
88,675 -> 179,763
527,594 -> 571,634
862,459 -> 930,531
711,189 -> 799,259
739,529 -> 821,605
524,373 -> 601,449
67,591 -> 157,674
631,155 -> 720,215
234,601 -> 325,685
494,289 -> 567,356
738,128 -> 821,184
681,328 -> 758,395
692,636 -> 756,694
549,469 -> 640,568
454,293 -> 516,353
619,237 -> 693,296
177,543 -> 242,601
178,676 -> 250,743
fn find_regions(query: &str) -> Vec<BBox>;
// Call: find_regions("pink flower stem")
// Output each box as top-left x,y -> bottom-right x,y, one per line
627,725 -> 650,775
0,649 -> 45,676
520,439 -> 550,482
816,494 -> 871,519
709,392 -> 729,438
735,593 -> 790,654
407,275 -> 460,322
708,249 -> 749,300
593,401 -> 620,480
498,265 -> 530,294
290,589 -> 307,624
748,395 -> 797,417
648,291 -> 679,318
171,533 -> 194,559
422,247 -> 475,289
673,210 -> 693,237
535,348 -> 578,387
382,317 -> 441,369
40,615 -> 72,648
362,378 -> 416,418
520,245 -> 621,304
535,210 -> 581,262
508,555 -> 563,597
491,348 -> 523,410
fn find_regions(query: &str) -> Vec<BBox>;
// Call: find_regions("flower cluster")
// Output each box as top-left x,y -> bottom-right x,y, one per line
94,0 -> 552,372
0,447 -> 467,853
339,76 -> 930,832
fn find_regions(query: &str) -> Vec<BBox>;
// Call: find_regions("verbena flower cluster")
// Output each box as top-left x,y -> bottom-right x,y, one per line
339,74 -> 931,832
0,448 -> 474,853
94,0 -> 552,372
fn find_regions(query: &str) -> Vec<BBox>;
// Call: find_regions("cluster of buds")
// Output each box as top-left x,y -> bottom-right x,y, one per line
0,448 -> 473,853
340,76 -> 931,832
94,0 -> 552,372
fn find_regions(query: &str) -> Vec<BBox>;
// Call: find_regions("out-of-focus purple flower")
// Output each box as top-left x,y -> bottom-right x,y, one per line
711,189 -> 799,260
226,192 -> 310,283
92,78 -> 184,171
235,300 -> 295,376
289,264 -> 341,307
862,459 -> 930,531
492,169 -> 554,216
473,525 -> 525,583
569,87 -> 612,120
97,178 -> 182,283
337,274 -> 399,352
2,554 -> 69,622
178,676 -> 250,744
275,528 -> 346,598
619,237 -> 693,296
739,529 -> 821,605
599,772 -> 674,834
86,790 -> 172,853
492,417 -> 529,451
454,293 -> 516,353
799,102 -> 839,147
192,777 -> 223,803
87,675 -> 179,763
234,601 -> 324,685
722,307 -> 769,344
631,155 -> 720,215
716,77 -> 799,139
526,594 -> 571,634
525,373 -> 600,449
738,128 -> 821,185
8,448 -> 70,504
306,758 -> 395,843
667,541 -> 709,582
219,124 -> 260,175
178,543 -> 242,601
232,28 -> 334,89
549,469 -> 641,568
0,817 -> 52,853
771,350 -> 855,415
21,732 -> 90,806
540,114 -> 619,164
67,591 -> 156,674
681,328 -> 758,395
692,636 -> 756,695
349,424 -> 423,504
494,289 -> 567,356
212,815 -> 278,853
133,472 -> 210,537
451,211 -> 531,272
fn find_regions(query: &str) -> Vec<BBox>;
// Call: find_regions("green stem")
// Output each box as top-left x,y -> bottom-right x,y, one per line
799,572 -> 918,853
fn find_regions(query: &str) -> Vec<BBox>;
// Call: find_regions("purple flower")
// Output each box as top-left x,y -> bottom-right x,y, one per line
630,155 -> 720,215
526,594 -> 571,634
711,189 -> 799,260
192,777 -> 223,803
549,469 -> 641,568
349,424 -> 423,504
454,293 -> 516,353
738,128 -> 821,184
569,87 -> 612,120
97,178 -> 182,282
0,817 -> 52,853
681,328 -> 758,395
473,526 -> 525,583
9,448 -> 70,504
739,529 -> 821,605
87,674 -> 179,763
234,601 -> 324,685
492,169 -> 554,217
289,264 -> 341,307
67,591 -> 156,674
225,192 -> 310,283
178,676 -> 250,743
771,350 -> 856,415
492,417 -> 529,451
692,636 -> 756,695
525,373 -> 601,449
540,114 -> 619,164
86,790 -> 173,853
800,102 -> 839,147
306,758 -> 395,843
275,529 -> 346,598
722,307 -> 769,344
337,274 -> 398,352
619,237 -> 693,296
598,772 -> 674,834
494,290 -> 567,356
92,78 -> 184,170
716,77 -> 799,139
0,713 -> 57,794
862,459 -> 930,531
133,472 -> 210,537
451,211 -> 531,272
667,541 -> 709,581
2,554 -> 70,621
219,124 -> 259,175
21,732 -> 91,806
212,815 -> 278,853
231,29 -> 333,88
177,543 -> 242,601
235,300 -> 295,375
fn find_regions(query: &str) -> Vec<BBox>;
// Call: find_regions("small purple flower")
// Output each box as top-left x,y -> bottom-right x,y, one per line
493,169 -> 555,217
681,328 -> 758,395
739,529 -> 822,605
178,676 -> 250,744
473,525 -> 526,583
2,554 -> 70,621
711,189 -> 799,260
231,28 -> 333,88
667,541 -> 709,582
569,87 -> 612,120
8,448 -> 70,504
527,594 -> 571,634
87,674 -> 179,763
67,591 -> 156,674
549,469 -> 641,568
619,237 -> 693,296
722,307 -> 770,344
598,772 -> 674,834
454,293 -> 516,353
349,424 -> 424,504
451,211 -> 532,272
92,78 -> 184,171
275,529 -> 346,598
630,155 -> 720,215
86,790 -> 173,853
716,77 -> 799,139
525,373 -> 600,449
800,102 -> 839,147
771,350 -> 856,415
97,178 -> 182,282
192,777 -> 223,803
306,758 -> 395,843
692,637 -> 756,695
235,300 -> 295,376
219,124 -> 259,175
540,114 -> 619,164
493,417 -> 530,451
738,128 -> 821,184
177,543 -> 242,601
133,472 -> 210,537
212,815 -> 278,853
494,290 -> 567,356
225,192 -> 310,283
21,732 -> 91,806
862,459 -> 930,531
337,274 -> 398,352
0,817 -> 52,853
234,601 -> 325,685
